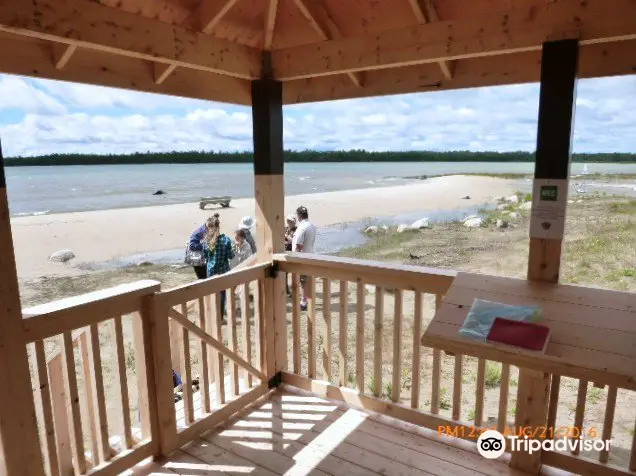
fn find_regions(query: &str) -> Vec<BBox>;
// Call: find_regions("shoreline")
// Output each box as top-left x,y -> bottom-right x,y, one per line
12,175 -> 518,280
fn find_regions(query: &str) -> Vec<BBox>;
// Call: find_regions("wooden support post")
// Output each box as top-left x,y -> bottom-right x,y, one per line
0,141 -> 46,476
527,39 -> 579,284
252,63 -> 286,379
513,39 -> 579,475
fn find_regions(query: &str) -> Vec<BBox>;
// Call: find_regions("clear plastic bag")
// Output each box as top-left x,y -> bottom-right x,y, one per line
459,299 -> 542,341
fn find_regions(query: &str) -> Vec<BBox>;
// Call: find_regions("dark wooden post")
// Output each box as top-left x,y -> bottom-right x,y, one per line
527,39 -> 579,283
513,40 -> 579,474
0,139 -> 46,475
252,55 -> 287,378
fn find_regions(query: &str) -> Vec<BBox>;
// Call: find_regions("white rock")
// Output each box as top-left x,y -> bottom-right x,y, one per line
567,200 -> 574,204
509,212 -> 520,219
364,225 -> 379,234
49,250 -> 75,263
496,204 -> 507,211
493,196 -> 504,202
576,199 -> 583,203
410,217 -> 430,229
506,194 -> 519,204
496,219 -> 509,229
397,224 -> 412,233
519,202 -> 532,210
380,225 -> 389,233
463,217 -> 483,228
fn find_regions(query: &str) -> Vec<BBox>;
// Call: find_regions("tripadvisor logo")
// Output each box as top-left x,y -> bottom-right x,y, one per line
476,429 -> 612,459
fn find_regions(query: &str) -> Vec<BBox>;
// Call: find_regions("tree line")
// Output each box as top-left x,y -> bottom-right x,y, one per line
4,150 -> 636,165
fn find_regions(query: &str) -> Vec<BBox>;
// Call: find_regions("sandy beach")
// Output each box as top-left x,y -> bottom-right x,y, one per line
11,175 -> 517,280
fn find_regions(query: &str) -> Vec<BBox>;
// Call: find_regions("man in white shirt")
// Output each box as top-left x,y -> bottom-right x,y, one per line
292,205 -> 316,310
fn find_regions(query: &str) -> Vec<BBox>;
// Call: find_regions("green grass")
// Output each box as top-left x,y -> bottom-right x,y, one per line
608,199 -> 636,214
485,362 -> 503,389
587,387 -> 604,405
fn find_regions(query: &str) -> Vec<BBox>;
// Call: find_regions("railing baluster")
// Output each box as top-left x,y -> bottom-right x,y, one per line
452,354 -> 463,420
292,274 -> 301,374
431,294 -> 442,413
308,277 -> 316,379
229,288 -> 239,396
212,292 -> 226,405
498,364 -> 510,433
49,356 -> 73,476
572,380 -> 588,455
630,418 -> 636,471
61,331 -> 86,474
322,278 -> 332,381
114,316 -> 133,449
85,324 -> 110,462
374,286 -> 383,398
198,297 -> 211,413
431,349 -> 441,414
254,281 -> 264,376
599,386 -> 617,463
356,281 -> 365,393
392,289 -> 403,403
339,280 -> 348,387
475,358 -> 486,426
411,292 -> 421,408
241,283 -> 253,388
547,374 -> 561,432
204,295 -> 217,389
180,323 -> 194,425
169,308 -> 182,378
79,332 -> 99,466
34,341 -> 60,476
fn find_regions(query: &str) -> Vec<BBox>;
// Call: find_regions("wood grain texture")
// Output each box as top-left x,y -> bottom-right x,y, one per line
392,289 -> 403,403
339,280 -> 348,387
61,331 -> 86,473
113,316 -> 133,449
374,286 -> 384,398
356,282 -> 365,393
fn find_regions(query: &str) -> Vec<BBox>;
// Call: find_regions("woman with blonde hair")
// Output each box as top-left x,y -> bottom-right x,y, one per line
203,213 -> 235,314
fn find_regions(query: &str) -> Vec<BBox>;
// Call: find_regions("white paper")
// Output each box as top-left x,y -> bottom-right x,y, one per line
529,179 -> 568,239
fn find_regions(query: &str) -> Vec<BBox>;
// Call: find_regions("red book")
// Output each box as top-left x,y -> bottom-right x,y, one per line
486,317 -> 551,352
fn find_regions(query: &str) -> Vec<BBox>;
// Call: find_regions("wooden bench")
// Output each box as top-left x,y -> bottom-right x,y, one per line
199,196 -> 231,210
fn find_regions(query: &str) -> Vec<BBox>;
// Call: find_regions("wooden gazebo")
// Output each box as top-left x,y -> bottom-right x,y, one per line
0,1 -> 635,475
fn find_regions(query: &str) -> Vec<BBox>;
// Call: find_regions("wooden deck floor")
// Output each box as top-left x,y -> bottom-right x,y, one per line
128,387 -> 554,476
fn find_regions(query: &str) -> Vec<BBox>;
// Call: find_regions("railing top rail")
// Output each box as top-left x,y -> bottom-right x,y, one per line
274,253 -> 456,295
158,262 -> 268,305
22,280 -> 161,343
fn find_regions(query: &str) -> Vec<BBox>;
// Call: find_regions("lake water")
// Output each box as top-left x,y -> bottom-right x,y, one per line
6,162 -> 636,216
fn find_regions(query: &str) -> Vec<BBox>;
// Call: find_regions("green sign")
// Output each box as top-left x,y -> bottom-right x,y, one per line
540,185 -> 558,201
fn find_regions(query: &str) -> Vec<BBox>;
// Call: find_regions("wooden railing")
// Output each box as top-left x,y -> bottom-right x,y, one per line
23,280 -> 161,476
149,263 -> 273,453
273,253 -> 636,476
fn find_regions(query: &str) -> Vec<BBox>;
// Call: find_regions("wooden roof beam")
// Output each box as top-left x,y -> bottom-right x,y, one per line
153,62 -> 177,84
272,0 -> 636,80
198,0 -> 241,35
0,33 -> 252,105
51,43 -> 77,70
283,40 -> 636,104
0,0 -> 261,79
264,0 -> 279,50
406,0 -> 453,79
292,0 -> 364,86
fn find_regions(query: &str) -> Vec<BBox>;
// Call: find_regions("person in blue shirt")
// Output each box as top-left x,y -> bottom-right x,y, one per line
203,214 -> 235,315
188,214 -> 220,279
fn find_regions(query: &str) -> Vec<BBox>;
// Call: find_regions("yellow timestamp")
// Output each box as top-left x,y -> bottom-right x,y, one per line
437,425 -> 600,440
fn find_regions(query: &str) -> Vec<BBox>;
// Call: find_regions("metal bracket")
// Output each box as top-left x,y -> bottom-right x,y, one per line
265,262 -> 279,279
268,371 -> 282,389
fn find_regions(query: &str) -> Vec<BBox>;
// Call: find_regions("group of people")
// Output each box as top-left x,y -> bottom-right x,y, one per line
186,205 -> 316,310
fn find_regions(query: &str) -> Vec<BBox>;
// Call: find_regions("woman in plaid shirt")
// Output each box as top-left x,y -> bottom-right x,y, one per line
203,214 -> 235,314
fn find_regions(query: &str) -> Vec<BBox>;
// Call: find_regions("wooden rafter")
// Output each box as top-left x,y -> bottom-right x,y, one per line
292,0 -> 363,87
264,0 -> 279,50
0,0 -> 261,79
283,40 -> 636,104
273,0 -> 636,80
0,34 -> 252,105
198,0 -> 241,35
406,0 -> 453,80
153,63 -> 177,85
51,43 -> 77,70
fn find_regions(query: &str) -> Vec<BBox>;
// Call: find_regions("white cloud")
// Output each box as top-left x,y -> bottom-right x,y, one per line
0,74 -> 635,157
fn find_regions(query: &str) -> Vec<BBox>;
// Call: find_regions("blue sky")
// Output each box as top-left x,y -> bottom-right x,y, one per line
0,73 -> 635,157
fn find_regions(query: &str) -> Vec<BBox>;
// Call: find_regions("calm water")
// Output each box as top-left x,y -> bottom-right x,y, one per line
6,162 -> 636,216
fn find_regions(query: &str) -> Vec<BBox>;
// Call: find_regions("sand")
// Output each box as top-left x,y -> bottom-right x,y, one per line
11,175 -> 518,280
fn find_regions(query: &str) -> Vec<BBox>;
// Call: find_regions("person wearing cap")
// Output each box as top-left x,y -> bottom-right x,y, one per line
292,206 -> 317,310
238,216 -> 257,254
284,215 -> 297,295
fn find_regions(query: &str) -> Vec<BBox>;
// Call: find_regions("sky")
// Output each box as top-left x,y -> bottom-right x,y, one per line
0,73 -> 635,157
